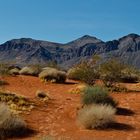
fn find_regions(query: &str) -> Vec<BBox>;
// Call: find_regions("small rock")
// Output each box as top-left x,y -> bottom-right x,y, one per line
36,90 -> 51,99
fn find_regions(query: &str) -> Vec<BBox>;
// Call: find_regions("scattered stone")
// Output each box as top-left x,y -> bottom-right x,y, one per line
36,90 -> 51,99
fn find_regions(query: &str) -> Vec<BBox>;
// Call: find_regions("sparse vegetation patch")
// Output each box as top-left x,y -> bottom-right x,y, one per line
0,91 -> 34,113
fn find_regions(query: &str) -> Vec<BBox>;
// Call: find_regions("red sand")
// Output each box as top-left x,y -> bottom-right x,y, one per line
2,76 -> 140,140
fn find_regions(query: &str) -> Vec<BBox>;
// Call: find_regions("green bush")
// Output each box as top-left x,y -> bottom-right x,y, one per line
0,103 -> 28,139
67,67 -> 81,80
78,104 -> 116,129
0,63 -> 9,76
81,86 -> 117,107
100,59 -> 140,85
67,62 -> 99,85
39,67 -> 66,83
100,59 -> 125,87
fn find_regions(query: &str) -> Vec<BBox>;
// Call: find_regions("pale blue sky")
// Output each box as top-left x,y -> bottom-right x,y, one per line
0,0 -> 139,43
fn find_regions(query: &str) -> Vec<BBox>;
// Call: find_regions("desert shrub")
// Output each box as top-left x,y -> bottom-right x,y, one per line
0,103 -> 28,139
67,67 -> 80,80
19,66 -> 41,76
100,59 -> 140,86
78,104 -> 116,129
39,67 -> 66,83
9,68 -> 20,75
81,86 -> 117,107
120,67 -> 140,83
100,59 -> 125,87
67,61 -> 100,85
0,63 -> 9,76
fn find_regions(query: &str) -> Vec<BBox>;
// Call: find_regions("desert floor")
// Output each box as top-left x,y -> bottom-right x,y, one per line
2,76 -> 140,140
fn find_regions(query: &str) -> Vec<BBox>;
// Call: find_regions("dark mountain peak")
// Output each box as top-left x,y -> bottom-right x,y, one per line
81,35 -> 95,39
65,35 -> 104,48
78,35 -> 103,42
127,33 -> 139,38
119,33 -> 139,42
17,38 -> 33,41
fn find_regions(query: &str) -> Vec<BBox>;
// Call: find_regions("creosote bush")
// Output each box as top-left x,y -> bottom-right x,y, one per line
0,63 -> 9,76
0,103 -> 28,139
100,59 -> 140,86
78,104 -> 116,129
67,58 -> 100,85
39,67 -> 66,83
100,59 -> 125,87
81,86 -> 117,107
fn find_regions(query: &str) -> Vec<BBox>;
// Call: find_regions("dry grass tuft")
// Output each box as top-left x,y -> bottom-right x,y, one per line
0,103 -> 33,139
19,66 -> 40,76
78,104 -> 116,129
9,68 -> 20,75
39,67 -> 66,83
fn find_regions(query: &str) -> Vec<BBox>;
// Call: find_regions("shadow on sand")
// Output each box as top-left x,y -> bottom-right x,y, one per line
116,107 -> 135,116
106,122 -> 135,131
0,127 -> 36,140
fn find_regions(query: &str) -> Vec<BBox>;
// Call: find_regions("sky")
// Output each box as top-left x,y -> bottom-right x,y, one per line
0,0 -> 140,44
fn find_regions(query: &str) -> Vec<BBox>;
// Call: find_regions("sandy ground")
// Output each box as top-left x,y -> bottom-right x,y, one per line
1,75 -> 140,140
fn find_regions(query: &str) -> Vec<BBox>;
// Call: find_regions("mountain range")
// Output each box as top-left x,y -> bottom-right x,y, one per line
0,33 -> 140,69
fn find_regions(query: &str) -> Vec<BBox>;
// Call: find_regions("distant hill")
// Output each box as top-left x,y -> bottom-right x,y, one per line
0,33 -> 140,69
